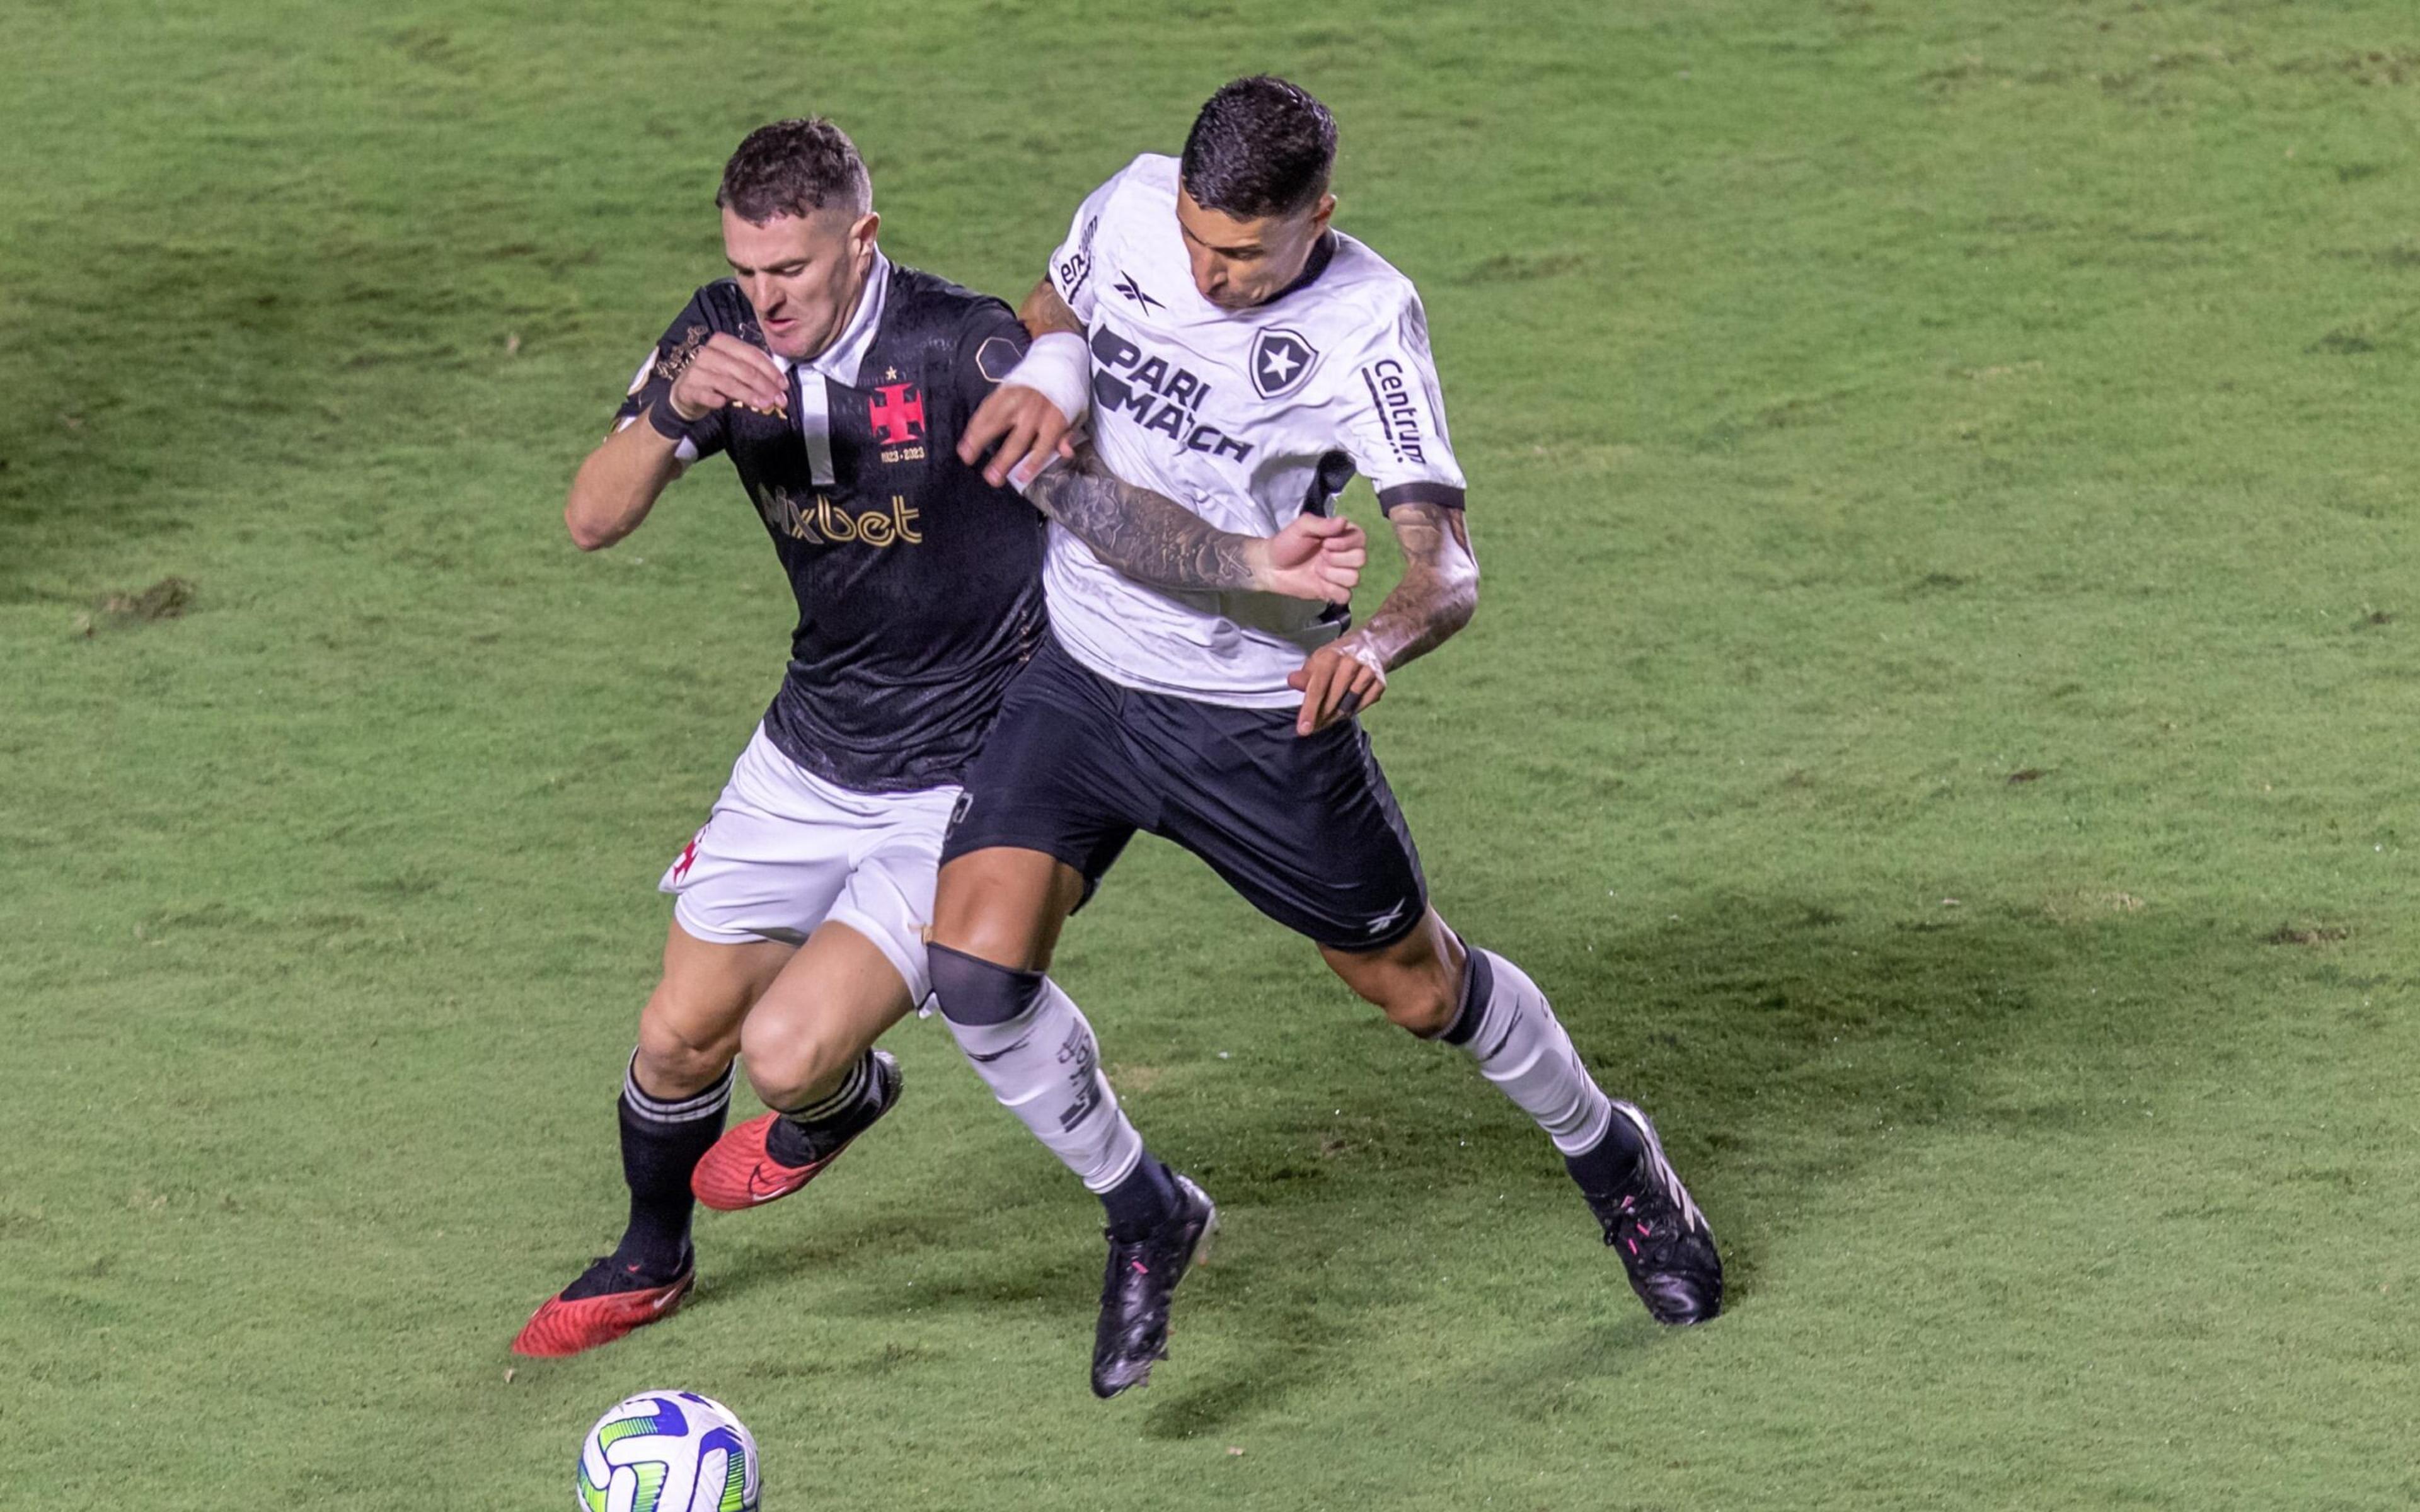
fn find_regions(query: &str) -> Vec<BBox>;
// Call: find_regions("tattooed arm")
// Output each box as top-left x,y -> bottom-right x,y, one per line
1023,448 -> 1366,602
1286,500 -> 1478,735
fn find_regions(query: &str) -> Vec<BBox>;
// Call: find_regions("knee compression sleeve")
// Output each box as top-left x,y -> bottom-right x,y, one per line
929,944 -> 1143,1192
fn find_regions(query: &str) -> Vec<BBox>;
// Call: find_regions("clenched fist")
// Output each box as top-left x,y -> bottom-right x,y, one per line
668,333 -> 790,422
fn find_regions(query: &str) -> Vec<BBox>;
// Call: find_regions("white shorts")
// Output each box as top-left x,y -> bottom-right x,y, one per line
659,724 -> 957,1004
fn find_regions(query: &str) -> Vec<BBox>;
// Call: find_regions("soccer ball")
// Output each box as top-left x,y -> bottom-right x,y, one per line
575,1390 -> 760,1512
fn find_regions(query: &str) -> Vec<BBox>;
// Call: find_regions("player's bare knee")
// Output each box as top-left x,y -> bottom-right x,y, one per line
735,1010 -> 855,1109
930,851 -> 1080,969
634,1000 -> 738,1097
929,914 -> 1030,973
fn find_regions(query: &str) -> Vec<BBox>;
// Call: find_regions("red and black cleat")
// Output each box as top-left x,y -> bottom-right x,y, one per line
691,1051 -> 900,1213
510,1257 -> 694,1358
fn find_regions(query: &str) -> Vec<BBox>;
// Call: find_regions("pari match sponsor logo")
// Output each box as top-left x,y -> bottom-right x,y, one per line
1087,324 -> 1253,462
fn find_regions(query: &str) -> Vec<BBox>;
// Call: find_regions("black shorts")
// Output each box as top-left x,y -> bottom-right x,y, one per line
943,633 -> 1429,952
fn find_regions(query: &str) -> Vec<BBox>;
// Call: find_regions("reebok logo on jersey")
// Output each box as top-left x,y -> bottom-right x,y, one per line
1112,272 -> 1163,312
1359,358 -> 1428,465
1251,328 -> 1318,399
1089,324 -> 1253,463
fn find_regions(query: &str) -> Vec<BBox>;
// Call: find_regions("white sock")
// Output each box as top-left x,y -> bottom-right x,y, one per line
1452,949 -> 1614,1156
943,976 -> 1144,1193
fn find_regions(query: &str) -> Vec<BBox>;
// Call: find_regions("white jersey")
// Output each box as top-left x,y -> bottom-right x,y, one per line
1043,153 -> 1466,707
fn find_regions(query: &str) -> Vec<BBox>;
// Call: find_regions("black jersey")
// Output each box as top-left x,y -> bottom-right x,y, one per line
613,264 -> 1047,793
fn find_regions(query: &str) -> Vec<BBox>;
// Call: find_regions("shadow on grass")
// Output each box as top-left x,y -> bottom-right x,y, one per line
663,891 -> 2141,1436
1122,891 -> 2157,1434
698,1192 -> 1083,1323
0,207 -> 533,604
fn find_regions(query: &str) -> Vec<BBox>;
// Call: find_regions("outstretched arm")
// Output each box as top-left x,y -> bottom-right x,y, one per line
1286,500 -> 1478,735
1025,447 -> 1365,602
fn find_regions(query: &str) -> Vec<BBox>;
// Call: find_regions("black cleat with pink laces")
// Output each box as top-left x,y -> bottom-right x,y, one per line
1589,1101 -> 1724,1326
1090,1173 -> 1218,1398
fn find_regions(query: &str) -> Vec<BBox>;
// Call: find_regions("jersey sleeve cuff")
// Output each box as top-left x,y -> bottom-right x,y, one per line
1376,482 -> 1466,514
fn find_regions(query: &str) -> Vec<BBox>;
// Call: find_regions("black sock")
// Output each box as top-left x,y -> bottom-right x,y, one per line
584,1056 -> 733,1292
1100,1154 -> 1180,1241
1563,1109 -> 1649,1204
765,1050 -> 884,1167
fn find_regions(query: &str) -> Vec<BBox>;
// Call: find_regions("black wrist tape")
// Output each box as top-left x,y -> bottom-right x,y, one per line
643,396 -> 694,442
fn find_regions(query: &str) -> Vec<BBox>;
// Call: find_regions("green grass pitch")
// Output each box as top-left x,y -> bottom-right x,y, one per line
6,1 -> 2418,1506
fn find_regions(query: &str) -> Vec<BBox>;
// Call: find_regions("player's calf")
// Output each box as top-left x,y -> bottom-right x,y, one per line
509,930 -> 784,1356
928,943 -> 1208,1392
511,1053 -> 734,1357
1439,942 -> 1723,1325
1335,919 -> 1724,1326
606,1055 -> 738,1281
927,944 -> 1155,1208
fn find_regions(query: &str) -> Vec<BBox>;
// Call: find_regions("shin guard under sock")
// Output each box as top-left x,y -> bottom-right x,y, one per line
1444,947 -> 1642,1181
930,946 -> 1153,1214
596,1055 -> 732,1286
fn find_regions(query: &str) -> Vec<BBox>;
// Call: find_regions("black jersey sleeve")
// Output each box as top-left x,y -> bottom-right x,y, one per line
950,300 -> 1032,418
609,289 -> 735,460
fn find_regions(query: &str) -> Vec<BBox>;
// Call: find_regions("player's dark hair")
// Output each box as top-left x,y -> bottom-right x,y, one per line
717,118 -> 872,222
1180,76 -> 1336,219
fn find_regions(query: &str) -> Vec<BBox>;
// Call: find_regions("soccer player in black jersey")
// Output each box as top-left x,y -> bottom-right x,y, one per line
514,118 -> 1366,1356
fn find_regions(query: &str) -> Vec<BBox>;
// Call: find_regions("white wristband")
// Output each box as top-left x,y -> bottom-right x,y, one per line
1000,331 -> 1092,425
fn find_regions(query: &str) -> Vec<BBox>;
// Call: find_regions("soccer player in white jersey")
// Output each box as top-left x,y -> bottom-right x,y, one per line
934,77 -> 1724,1397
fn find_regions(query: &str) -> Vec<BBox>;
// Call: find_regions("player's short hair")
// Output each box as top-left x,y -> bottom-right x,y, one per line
717,118 -> 872,222
1180,76 -> 1336,219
